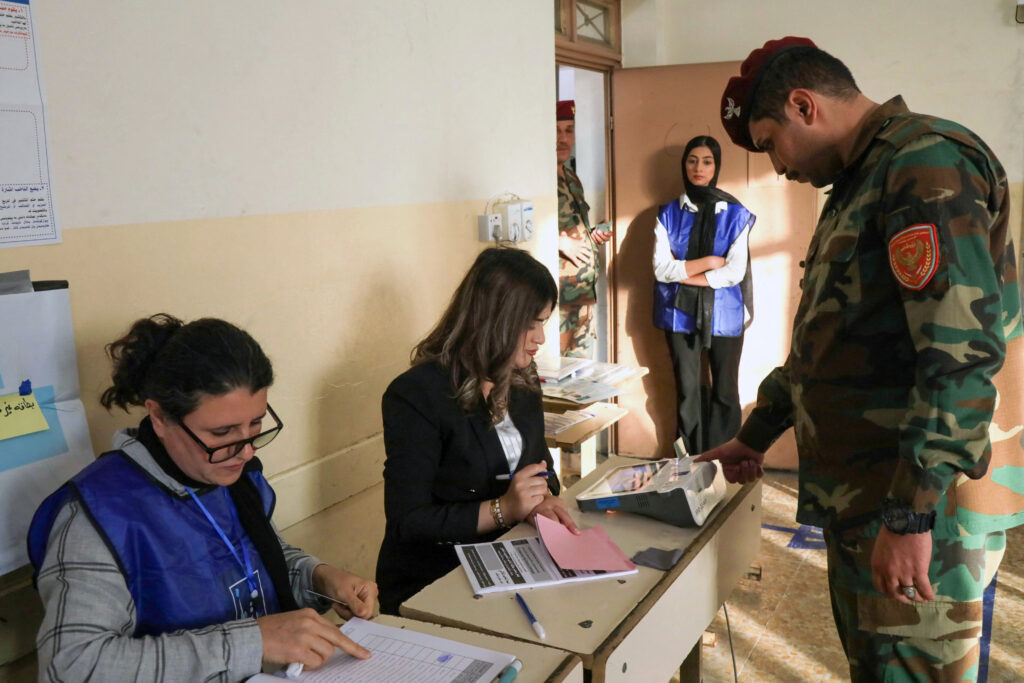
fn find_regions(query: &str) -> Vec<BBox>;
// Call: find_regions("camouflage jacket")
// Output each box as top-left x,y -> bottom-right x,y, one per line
738,97 -> 1024,537
558,164 -> 598,305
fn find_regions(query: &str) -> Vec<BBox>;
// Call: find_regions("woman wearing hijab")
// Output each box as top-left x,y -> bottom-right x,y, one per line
29,314 -> 376,681
652,135 -> 756,455
376,247 -> 579,615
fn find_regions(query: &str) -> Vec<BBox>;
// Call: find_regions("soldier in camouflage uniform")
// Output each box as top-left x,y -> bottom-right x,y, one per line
700,37 -> 1024,682
557,99 -> 610,359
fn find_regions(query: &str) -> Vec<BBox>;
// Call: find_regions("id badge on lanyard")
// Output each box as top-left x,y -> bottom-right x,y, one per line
186,486 -> 268,619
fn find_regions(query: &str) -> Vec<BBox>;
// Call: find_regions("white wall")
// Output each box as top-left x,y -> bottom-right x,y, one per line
34,1 -> 557,228
621,0 -> 1024,182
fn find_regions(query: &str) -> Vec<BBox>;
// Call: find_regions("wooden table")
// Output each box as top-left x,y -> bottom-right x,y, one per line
544,402 -> 628,449
401,456 -> 762,682
541,366 -> 649,414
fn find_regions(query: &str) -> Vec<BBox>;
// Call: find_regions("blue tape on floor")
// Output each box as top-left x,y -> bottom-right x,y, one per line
0,384 -> 69,473
978,570 -> 997,683
762,523 -> 826,550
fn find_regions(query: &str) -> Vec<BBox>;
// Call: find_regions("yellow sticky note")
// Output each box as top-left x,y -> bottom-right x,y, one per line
0,392 -> 50,441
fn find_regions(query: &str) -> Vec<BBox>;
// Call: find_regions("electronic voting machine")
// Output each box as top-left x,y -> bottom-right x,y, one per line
575,440 -> 726,527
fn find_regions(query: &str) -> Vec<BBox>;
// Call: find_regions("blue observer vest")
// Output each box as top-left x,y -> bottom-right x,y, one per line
27,451 -> 280,636
653,200 -> 754,336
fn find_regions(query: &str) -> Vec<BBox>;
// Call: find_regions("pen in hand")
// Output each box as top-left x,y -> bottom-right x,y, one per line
514,592 -> 546,639
306,589 -> 349,608
495,471 -> 555,481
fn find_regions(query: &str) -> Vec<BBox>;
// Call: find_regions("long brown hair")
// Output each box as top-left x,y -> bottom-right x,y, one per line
413,247 -> 557,423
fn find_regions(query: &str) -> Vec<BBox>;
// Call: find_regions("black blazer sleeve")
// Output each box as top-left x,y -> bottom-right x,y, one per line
381,363 -> 557,546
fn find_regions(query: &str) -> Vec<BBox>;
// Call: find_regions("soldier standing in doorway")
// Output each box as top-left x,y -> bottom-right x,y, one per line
557,100 -> 611,358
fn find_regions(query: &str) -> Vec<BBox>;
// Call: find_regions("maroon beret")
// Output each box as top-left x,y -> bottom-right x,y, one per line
556,100 -> 575,121
721,36 -> 817,151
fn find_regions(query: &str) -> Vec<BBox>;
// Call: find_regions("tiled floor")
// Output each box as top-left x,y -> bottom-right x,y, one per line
698,470 -> 1024,682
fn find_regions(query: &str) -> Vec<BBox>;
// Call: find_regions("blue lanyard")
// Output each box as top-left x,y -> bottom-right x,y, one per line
185,486 -> 258,599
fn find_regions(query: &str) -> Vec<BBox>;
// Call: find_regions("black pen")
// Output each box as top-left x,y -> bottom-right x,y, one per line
306,589 -> 349,607
495,471 -> 555,481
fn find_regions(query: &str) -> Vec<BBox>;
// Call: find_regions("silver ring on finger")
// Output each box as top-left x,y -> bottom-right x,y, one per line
899,584 -> 916,600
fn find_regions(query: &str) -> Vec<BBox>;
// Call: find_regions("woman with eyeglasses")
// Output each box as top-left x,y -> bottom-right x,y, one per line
376,247 -> 580,615
28,314 -> 376,681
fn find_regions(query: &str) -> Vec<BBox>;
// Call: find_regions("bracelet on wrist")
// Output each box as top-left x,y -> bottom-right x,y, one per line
490,498 -> 509,529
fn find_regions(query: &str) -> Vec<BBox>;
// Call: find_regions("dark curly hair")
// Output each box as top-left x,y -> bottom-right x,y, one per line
100,314 -> 273,421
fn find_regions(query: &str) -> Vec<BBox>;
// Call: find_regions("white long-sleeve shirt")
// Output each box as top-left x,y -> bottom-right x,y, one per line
653,194 -> 751,289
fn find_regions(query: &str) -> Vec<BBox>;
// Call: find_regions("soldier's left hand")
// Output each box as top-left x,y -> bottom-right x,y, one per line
870,526 -> 935,604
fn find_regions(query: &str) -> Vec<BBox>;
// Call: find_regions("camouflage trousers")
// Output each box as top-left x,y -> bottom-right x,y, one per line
559,303 -> 595,359
825,521 -> 1005,682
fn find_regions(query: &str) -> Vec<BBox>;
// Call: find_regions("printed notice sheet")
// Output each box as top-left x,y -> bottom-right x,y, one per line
0,0 -> 59,247
455,534 -> 637,595
249,618 -> 514,682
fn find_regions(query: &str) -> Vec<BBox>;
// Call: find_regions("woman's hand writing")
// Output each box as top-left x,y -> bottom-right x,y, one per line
499,462 -> 552,524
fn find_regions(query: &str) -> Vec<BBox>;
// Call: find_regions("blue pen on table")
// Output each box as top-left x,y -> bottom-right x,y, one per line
497,659 -> 523,683
495,471 -> 554,481
514,592 -> 546,639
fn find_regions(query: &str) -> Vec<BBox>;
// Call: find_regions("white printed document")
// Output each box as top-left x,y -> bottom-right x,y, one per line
455,535 -> 637,595
249,618 -> 514,682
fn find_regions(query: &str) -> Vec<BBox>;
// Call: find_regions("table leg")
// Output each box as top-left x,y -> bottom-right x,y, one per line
679,638 -> 701,683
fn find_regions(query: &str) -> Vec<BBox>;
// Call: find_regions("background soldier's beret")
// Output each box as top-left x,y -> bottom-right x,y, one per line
721,36 -> 817,152
557,100 -> 575,121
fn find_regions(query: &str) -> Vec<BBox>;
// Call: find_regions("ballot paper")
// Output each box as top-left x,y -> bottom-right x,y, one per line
249,618 -> 514,682
534,513 -> 636,572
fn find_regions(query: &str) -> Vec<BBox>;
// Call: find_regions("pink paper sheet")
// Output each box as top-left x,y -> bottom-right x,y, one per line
536,513 -> 636,572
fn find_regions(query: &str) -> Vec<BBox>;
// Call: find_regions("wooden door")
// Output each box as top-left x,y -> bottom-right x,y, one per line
609,62 -> 817,461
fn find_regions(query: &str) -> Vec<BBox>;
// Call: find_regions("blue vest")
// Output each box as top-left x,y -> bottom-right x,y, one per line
653,199 -> 754,337
28,451 -> 281,637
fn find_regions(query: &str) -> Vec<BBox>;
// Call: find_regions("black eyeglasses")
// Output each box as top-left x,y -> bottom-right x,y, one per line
178,404 -> 284,464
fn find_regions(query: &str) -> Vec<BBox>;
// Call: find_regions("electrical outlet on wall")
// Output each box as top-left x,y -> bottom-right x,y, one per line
477,213 -> 502,241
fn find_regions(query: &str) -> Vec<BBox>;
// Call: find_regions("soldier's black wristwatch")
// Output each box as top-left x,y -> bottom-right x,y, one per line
879,498 -> 936,534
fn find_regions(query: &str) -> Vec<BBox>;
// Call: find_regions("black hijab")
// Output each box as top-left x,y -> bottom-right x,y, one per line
137,416 -> 299,612
673,135 -> 749,348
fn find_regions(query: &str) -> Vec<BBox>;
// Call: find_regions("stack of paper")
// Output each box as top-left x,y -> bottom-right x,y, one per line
541,377 -> 621,404
542,409 -> 595,435
535,356 -> 593,382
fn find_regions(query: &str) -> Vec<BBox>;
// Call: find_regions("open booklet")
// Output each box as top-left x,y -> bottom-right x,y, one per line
454,520 -> 637,595
249,618 -> 515,682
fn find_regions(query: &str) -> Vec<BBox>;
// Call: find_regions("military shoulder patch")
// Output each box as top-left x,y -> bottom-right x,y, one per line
889,224 -> 939,290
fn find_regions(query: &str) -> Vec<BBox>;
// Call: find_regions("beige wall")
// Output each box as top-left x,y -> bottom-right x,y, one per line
620,0 -> 1024,468
0,1 -> 559,674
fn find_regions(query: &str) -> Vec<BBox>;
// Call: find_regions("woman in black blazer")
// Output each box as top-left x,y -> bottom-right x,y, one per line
376,247 -> 579,614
